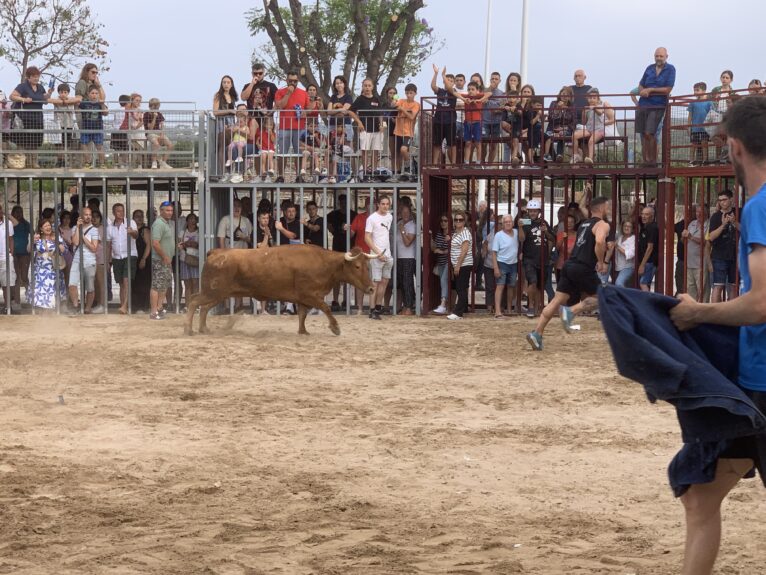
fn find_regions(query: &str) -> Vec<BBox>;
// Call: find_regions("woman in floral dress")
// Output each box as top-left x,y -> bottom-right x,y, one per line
29,219 -> 67,310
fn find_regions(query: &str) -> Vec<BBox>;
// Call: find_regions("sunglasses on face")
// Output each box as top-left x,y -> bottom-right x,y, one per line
454,218 -> 465,222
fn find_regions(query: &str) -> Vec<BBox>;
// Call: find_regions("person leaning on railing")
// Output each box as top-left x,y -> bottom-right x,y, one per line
9,66 -> 55,168
544,86 -> 575,163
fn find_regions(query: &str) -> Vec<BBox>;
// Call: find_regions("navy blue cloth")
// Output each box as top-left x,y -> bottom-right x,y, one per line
599,286 -> 766,495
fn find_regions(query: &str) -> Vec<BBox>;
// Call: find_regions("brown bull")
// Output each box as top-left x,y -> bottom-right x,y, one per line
184,245 -> 376,336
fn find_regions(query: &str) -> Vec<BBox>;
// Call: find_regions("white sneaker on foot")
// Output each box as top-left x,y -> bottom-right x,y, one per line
151,161 -> 158,169
432,305 -> 447,314
446,313 -> 462,320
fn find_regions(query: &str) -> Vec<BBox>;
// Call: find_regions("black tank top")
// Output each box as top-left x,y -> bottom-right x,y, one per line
571,216 -> 601,268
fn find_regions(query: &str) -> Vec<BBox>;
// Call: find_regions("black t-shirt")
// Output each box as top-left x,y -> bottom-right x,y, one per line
571,217 -> 600,268
522,219 -> 551,265
351,94 -> 383,132
638,222 -> 659,265
327,208 -> 357,251
434,88 -> 457,124
304,216 -> 324,246
243,80 -> 278,112
330,93 -> 353,126
256,222 -> 276,246
709,209 -> 738,261
278,217 -> 302,246
570,84 -> 593,120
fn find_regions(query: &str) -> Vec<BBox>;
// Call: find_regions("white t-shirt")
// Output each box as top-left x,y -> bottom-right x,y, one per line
395,218 -> 416,259
365,211 -> 393,257
0,218 -> 14,257
72,225 -> 100,267
108,219 -> 138,258
217,215 -> 253,249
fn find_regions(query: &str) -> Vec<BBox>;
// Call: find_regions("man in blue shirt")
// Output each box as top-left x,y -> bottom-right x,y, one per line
671,97 -> 766,575
636,47 -> 675,167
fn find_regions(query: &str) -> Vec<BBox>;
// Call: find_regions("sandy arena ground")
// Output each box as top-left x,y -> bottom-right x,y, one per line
0,312 -> 764,574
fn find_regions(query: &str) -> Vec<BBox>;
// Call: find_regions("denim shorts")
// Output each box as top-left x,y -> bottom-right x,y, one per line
80,132 -> 104,145
712,258 -> 737,286
496,260 -> 518,286
639,262 -> 656,286
483,122 -> 502,138
463,122 -> 482,142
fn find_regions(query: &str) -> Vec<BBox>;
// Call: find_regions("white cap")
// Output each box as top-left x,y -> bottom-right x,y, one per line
527,199 -> 541,210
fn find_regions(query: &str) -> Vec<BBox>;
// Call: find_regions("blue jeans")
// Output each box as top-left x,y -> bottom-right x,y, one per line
438,263 -> 449,299
278,129 -> 301,155
640,262 -> 656,286
615,267 -> 634,288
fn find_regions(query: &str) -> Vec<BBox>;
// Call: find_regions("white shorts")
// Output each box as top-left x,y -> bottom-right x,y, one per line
359,131 -> 384,152
0,256 -> 16,287
69,263 -> 96,292
370,256 -> 393,282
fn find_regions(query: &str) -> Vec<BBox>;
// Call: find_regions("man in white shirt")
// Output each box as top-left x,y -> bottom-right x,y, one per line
365,194 -> 393,320
108,203 -> 139,314
0,205 -> 17,313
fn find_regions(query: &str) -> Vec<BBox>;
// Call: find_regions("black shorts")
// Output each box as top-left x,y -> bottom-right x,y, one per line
395,135 -> 412,151
111,131 -> 129,151
556,260 -> 600,298
432,121 -> 456,147
523,262 -> 545,290
690,131 -> 710,144
670,390 -> 766,497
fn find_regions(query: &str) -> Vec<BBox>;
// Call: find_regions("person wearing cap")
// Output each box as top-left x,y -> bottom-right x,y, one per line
518,199 -> 554,318
149,201 -> 176,320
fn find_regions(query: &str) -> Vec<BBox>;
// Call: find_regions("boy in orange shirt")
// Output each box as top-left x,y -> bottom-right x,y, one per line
392,83 -> 420,182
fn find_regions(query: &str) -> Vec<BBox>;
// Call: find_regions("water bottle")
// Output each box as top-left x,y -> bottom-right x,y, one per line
294,104 -> 302,119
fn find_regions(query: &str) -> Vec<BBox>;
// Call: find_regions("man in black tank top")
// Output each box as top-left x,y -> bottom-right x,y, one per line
527,196 -> 611,351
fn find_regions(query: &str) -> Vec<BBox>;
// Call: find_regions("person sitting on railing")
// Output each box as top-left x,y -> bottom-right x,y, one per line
500,90 -> 522,167
455,81 -> 490,166
300,126 -> 325,180
51,83 -> 78,168
78,85 -> 108,169
144,98 -> 174,169
544,86 -> 575,163
350,77 -> 385,182
430,64 -> 458,166
572,88 -> 618,165
127,93 -> 146,168
224,105 -> 249,176
522,95 -> 544,164
9,66 -> 55,168
687,82 -> 712,166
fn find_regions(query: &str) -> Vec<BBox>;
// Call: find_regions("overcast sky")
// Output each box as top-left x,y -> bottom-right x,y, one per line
1,0 -> 764,108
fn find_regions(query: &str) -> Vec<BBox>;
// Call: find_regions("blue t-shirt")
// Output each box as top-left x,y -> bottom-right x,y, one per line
491,229 -> 519,265
738,183 -> 766,391
13,220 -> 30,255
687,100 -> 712,133
79,100 -> 104,131
638,63 -> 676,107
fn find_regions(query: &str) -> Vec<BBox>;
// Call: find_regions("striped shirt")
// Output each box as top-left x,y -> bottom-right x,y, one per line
450,228 -> 473,267
434,231 -> 449,266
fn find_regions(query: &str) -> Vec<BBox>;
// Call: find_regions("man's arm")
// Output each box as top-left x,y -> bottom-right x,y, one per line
594,221 -> 609,270
431,64 -> 439,94
275,221 -> 297,240
365,231 -> 382,257
672,245 -> 766,328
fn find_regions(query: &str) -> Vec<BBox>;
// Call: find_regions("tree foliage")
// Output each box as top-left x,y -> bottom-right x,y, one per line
0,0 -> 109,82
246,0 -> 442,98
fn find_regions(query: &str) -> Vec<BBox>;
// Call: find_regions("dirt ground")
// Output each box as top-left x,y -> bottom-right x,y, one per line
0,312 -> 764,575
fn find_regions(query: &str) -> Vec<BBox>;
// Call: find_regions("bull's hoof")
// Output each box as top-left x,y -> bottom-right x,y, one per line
329,324 -> 341,336
184,327 -> 194,336
298,329 -> 310,336
199,327 -> 210,335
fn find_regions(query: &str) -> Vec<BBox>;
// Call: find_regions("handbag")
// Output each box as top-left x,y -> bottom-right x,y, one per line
185,249 -> 199,267
5,153 -> 25,169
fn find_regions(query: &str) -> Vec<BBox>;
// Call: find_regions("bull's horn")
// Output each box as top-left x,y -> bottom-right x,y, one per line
344,251 -> 362,261
363,252 -> 378,259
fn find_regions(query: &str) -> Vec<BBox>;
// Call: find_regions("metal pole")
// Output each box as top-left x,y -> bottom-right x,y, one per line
54,178 -> 61,315
126,178 -> 132,314
392,188 -> 398,316
520,0 -> 529,83
3,178 -> 10,315
229,185 -> 234,315
174,176 -> 180,314
28,177 -> 35,315
415,181 -> 422,316
78,178 -> 85,314
101,177 -> 108,314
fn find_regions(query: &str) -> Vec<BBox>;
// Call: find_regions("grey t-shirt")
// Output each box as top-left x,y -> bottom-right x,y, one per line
686,219 -> 708,269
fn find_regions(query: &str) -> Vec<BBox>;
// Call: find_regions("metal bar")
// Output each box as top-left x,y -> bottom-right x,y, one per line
174,176 -> 180,314
391,186 -> 397,316
415,181 -> 422,316
126,178 -> 133,314
53,178 -> 62,315
78,177 -> 85,315
101,177 -> 108,314
3,178 -> 10,315
29,177 -> 36,315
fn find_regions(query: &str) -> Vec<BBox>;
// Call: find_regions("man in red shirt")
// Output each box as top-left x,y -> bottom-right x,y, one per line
348,196 -> 374,315
274,70 -> 310,182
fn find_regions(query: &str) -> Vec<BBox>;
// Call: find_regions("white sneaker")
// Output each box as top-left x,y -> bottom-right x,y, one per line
234,157 -> 243,163
10,302 -> 21,312
91,305 -> 105,313
446,313 -> 462,320
432,305 -> 447,315
159,160 -> 172,169
151,160 -> 158,169
225,160 -> 232,167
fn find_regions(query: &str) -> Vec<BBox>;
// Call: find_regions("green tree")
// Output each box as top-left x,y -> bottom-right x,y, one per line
0,0 -> 108,82
246,0 -> 442,98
